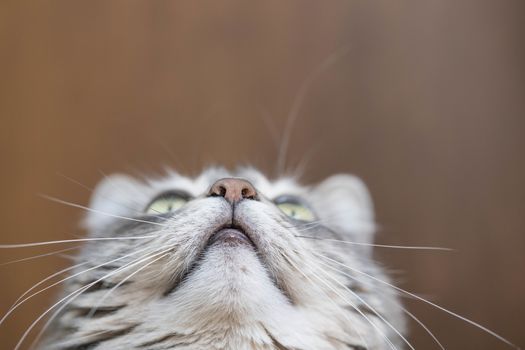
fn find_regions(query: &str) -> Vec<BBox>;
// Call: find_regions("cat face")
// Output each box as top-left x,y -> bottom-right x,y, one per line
42,167 -> 406,350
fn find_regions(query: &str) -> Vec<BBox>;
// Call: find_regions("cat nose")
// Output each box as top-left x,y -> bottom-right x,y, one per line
208,178 -> 258,204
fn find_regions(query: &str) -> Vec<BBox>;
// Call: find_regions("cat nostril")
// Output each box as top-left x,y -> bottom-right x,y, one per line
208,178 -> 258,204
241,188 -> 252,199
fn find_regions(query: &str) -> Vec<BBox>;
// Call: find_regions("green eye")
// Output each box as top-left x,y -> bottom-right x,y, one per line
275,198 -> 315,222
145,192 -> 189,215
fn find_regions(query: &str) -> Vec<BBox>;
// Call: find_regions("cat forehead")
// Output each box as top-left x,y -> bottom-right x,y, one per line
146,167 -> 306,198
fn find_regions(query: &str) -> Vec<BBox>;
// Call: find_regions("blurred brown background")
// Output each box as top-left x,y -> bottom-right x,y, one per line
1,1 -> 524,349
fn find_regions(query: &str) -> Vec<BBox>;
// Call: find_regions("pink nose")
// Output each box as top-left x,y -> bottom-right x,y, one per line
208,178 -> 258,204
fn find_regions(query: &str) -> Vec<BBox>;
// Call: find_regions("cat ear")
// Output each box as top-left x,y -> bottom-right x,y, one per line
310,174 -> 376,245
83,174 -> 150,232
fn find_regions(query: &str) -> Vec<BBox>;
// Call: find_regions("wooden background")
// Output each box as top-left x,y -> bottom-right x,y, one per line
1,1 -> 524,349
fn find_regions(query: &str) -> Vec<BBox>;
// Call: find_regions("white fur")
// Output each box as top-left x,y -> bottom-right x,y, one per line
42,168 -> 406,350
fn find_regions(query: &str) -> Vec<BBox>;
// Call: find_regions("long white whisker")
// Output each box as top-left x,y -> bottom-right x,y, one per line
86,252 -> 169,318
314,252 -> 520,349
0,244 -> 156,327
55,172 -> 96,192
0,246 -> 80,266
287,208 -> 373,229
295,255 -> 397,350
276,46 -> 351,175
29,249 -> 171,349
257,106 -> 281,151
0,235 -> 156,248
296,235 -> 453,251
15,246 -> 173,350
39,194 -> 168,227
306,256 -> 414,350
401,306 -> 445,350
9,261 -> 89,311
56,172 -> 163,215
279,251 -> 369,350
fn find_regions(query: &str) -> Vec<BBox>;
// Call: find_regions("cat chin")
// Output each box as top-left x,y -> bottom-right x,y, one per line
188,244 -> 268,287
172,244 -> 287,311
143,244 -> 362,350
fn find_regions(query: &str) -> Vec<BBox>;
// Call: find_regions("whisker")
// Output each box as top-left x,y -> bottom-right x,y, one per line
15,246 -> 173,350
57,253 -> 79,261
305,256 -> 414,350
39,194 -> 168,227
0,244 -> 158,327
295,255 -> 397,350
313,252 -> 520,349
401,306 -> 445,350
257,106 -> 280,151
56,172 -> 164,215
287,211 -> 373,229
296,235 -> 453,251
286,216 -> 374,233
279,251 -> 370,350
276,46 -> 351,175
0,246 -> 80,266
86,252 -> 169,318
9,261 -> 89,311
0,235 -> 157,249
29,249 -> 171,349
290,138 -> 324,181
55,172 -> 95,193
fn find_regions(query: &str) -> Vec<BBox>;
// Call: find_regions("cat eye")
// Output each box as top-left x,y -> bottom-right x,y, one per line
274,196 -> 315,222
145,191 -> 190,215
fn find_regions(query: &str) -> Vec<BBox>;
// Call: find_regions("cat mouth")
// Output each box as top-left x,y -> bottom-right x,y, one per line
164,221 -> 294,303
164,224 -> 257,296
207,225 -> 256,248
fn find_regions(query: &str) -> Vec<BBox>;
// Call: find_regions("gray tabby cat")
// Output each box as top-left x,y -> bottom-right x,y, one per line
38,167 -> 407,350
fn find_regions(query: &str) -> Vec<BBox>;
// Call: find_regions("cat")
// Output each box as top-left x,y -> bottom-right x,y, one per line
29,167 -> 407,350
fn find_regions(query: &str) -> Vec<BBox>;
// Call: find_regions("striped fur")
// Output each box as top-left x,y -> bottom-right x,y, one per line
39,168 -> 406,350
